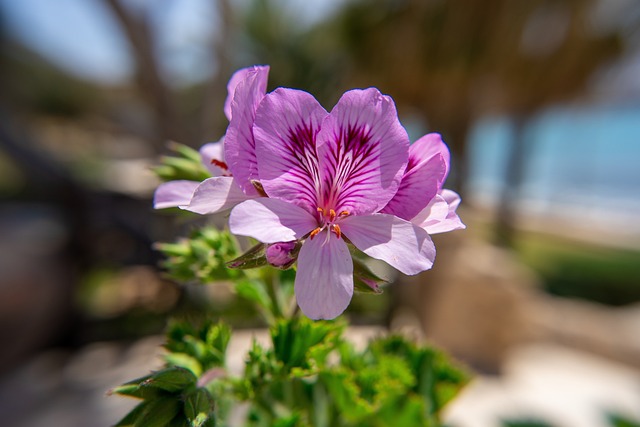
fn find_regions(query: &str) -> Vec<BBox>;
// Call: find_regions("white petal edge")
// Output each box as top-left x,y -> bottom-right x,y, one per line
229,198 -> 317,243
154,180 -> 199,209
183,176 -> 254,215
341,213 -> 435,275
412,190 -> 466,235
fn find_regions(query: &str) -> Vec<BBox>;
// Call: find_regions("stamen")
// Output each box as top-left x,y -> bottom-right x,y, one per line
317,207 -> 325,215
211,159 -> 229,171
331,224 -> 341,239
309,227 -> 322,240
338,210 -> 350,218
329,209 -> 336,222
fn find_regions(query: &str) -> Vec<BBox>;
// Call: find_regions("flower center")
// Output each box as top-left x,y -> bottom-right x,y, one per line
309,207 -> 350,240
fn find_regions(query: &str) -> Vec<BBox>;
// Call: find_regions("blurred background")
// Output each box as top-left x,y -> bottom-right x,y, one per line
0,0 -> 639,426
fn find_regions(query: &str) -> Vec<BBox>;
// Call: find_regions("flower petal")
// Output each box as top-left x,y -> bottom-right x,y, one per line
412,190 -> 466,234
223,65 -> 270,121
224,66 -> 269,193
295,233 -> 353,320
341,214 -> 435,275
381,153 -> 445,220
184,176 -> 255,215
254,88 -> 328,214
410,133 -> 451,188
199,139 -> 228,176
154,180 -> 199,209
229,198 -> 317,243
317,88 -> 409,215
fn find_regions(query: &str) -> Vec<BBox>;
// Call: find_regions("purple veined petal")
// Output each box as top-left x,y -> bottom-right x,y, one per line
254,88 -> 328,215
410,133 -> 451,188
154,180 -> 199,209
223,65 -> 270,121
317,88 -> 409,216
199,139 -> 227,176
340,213 -> 435,275
184,176 -> 256,215
295,232 -> 353,320
224,66 -> 270,194
381,153 -> 446,220
229,198 -> 317,243
412,190 -> 466,234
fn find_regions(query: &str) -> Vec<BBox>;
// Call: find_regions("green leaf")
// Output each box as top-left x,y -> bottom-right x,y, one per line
109,382 -> 166,400
168,142 -> 202,163
164,353 -> 203,378
320,369 -> 372,421
272,413 -> 302,427
235,280 -> 273,315
353,257 -> 386,294
271,318 -> 341,369
133,396 -> 181,427
145,367 -> 198,392
226,243 -> 269,269
184,388 -> 215,427
205,323 -> 231,360
114,401 -> 148,427
607,413 -> 640,427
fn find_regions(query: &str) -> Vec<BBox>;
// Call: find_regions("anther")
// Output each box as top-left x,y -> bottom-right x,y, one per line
317,207 -> 325,215
329,209 -> 336,222
211,159 -> 229,171
309,227 -> 322,240
331,224 -> 342,239
338,210 -> 350,218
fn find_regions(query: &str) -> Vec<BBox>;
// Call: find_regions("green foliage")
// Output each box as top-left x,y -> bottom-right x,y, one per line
516,234 -> 640,306
153,142 -> 211,183
110,366 -> 215,427
118,148 -> 471,426
607,413 -> 640,427
164,321 -> 231,376
156,227 -> 242,285
239,317 -> 470,427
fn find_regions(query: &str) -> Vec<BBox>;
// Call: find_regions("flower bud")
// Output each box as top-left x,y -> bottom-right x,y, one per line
265,241 -> 298,269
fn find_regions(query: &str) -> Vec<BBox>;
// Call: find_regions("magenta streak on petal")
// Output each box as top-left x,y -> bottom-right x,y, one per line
316,88 -> 409,217
277,123 -> 321,212
254,88 -> 327,216
321,124 -> 379,212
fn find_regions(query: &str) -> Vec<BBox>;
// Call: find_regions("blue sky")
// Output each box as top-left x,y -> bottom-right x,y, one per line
0,0 -> 344,85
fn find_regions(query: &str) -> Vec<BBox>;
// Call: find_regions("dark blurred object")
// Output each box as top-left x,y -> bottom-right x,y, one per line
0,112 -> 167,375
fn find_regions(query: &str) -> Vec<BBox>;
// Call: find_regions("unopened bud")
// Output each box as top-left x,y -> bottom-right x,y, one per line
265,241 -> 298,269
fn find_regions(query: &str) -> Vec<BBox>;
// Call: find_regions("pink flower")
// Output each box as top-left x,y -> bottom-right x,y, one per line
153,65 -> 270,213
382,133 -> 465,235
229,87 -> 438,319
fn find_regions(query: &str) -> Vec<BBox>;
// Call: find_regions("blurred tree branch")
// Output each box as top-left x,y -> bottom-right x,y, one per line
103,0 -> 184,150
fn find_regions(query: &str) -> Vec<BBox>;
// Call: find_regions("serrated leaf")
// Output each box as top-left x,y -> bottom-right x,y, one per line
205,323 -> 231,357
